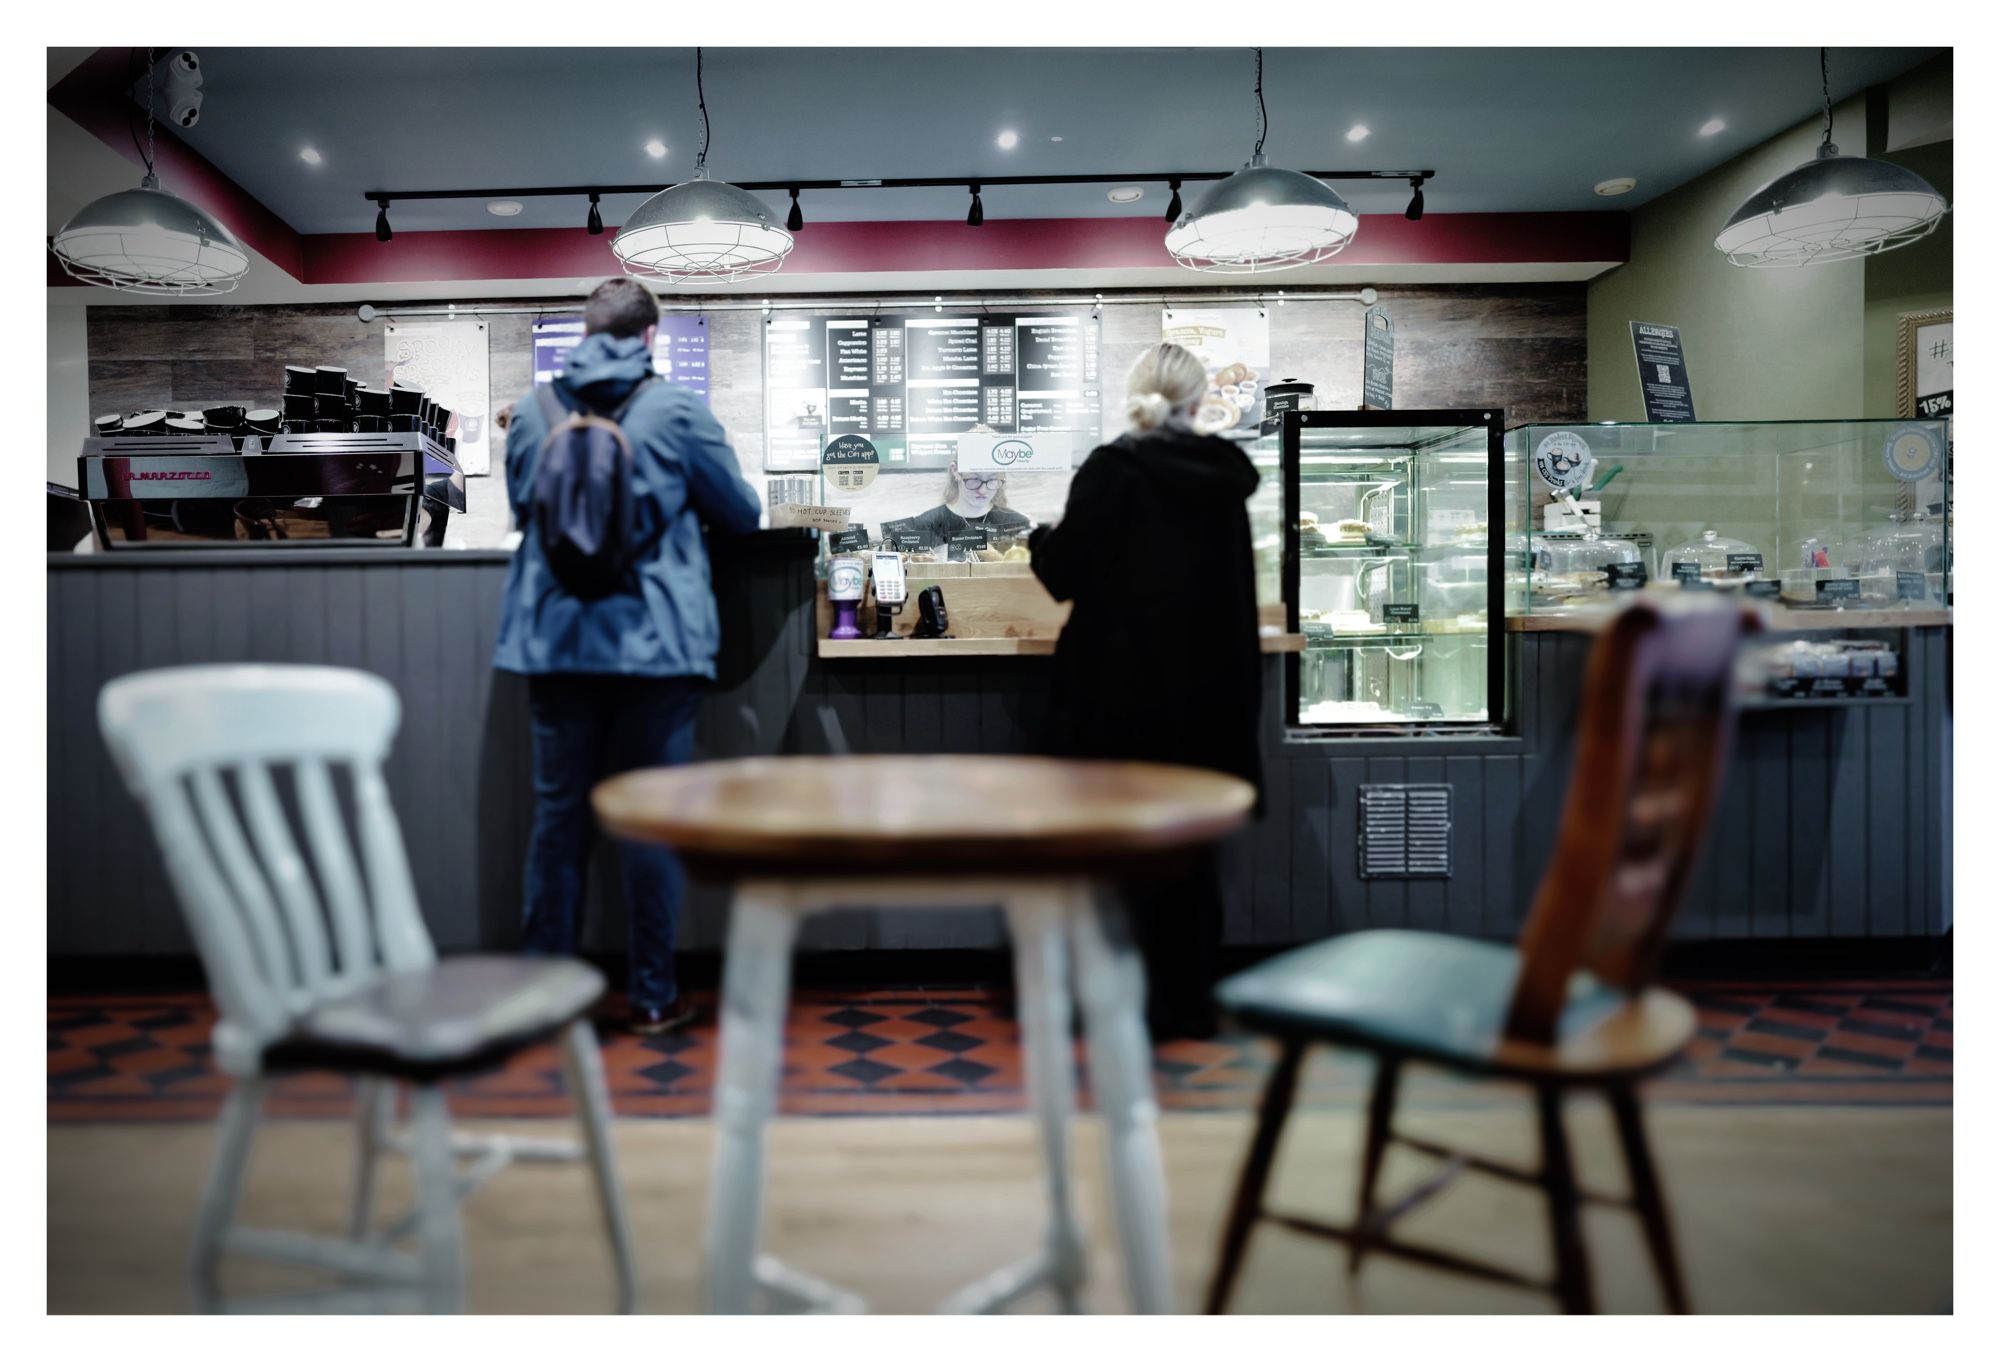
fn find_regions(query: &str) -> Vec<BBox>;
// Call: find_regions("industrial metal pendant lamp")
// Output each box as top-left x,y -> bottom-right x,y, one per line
612,48 -> 794,284
1165,48 -> 1359,273
50,49 -> 250,295
1715,49 -> 1946,268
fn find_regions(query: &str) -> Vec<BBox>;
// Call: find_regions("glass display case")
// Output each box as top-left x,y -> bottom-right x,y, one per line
1504,420 -> 1951,615
1283,409 -> 1505,732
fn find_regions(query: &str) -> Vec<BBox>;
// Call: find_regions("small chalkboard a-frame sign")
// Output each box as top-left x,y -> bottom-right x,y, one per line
1360,306 -> 1394,411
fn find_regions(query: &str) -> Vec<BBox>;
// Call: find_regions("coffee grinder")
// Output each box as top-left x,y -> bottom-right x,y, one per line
870,551 -> 907,639
826,555 -> 866,640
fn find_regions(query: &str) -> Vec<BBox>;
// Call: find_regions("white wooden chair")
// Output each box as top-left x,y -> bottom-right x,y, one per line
98,663 -> 638,1314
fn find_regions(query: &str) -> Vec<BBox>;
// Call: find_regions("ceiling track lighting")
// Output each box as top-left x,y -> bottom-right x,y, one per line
1715,47 -> 1946,267
1163,179 -> 1183,223
375,197 -> 392,242
609,47 -> 795,284
1164,48 -> 1360,273
786,187 -> 804,232
1404,177 -> 1424,221
967,183 -> 984,227
586,193 -> 603,235
49,47 -> 250,294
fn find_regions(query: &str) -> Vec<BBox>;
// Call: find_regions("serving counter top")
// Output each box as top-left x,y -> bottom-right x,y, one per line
1507,605 -> 1952,633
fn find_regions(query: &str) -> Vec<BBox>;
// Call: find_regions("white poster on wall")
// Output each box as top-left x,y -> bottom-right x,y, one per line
1162,306 -> 1270,435
385,320 -> 492,476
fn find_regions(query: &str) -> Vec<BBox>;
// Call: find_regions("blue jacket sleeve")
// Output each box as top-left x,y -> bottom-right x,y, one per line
669,396 -> 762,536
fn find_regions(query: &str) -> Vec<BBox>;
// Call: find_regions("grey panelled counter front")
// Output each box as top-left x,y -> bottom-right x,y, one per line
47,544 -> 1950,959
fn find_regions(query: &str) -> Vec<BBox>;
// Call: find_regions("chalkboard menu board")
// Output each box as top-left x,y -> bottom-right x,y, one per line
763,312 -> 1100,471
1361,306 -> 1394,411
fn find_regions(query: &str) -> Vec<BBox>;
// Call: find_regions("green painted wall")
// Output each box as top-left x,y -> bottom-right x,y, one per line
1588,97 -> 1869,421
1861,130 -> 1952,414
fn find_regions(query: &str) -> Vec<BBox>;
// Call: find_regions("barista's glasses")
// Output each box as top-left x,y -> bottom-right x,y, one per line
959,474 -> 1004,491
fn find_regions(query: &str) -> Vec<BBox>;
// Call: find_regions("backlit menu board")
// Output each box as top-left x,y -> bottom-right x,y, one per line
532,315 -> 710,400
763,312 -> 1099,471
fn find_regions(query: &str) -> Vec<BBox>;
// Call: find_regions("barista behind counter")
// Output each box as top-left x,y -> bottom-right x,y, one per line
903,462 -> 1033,558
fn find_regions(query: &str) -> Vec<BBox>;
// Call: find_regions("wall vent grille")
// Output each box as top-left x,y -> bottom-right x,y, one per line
1358,784 -> 1452,879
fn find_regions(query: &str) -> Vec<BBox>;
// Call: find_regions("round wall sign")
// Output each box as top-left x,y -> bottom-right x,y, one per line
1533,430 -> 1595,493
822,434 -> 881,492
1884,424 -> 1942,483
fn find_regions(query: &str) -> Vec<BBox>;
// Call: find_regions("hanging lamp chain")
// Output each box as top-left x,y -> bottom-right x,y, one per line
1252,47 -> 1267,158
141,46 -> 158,186
1820,47 -> 1832,147
695,46 -> 710,174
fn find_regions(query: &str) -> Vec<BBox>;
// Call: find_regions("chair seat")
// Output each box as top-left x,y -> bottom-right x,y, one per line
263,955 -> 606,1080
1214,930 -> 1695,1082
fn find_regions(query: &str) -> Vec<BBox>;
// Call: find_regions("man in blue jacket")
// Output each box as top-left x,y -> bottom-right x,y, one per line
494,278 -> 761,1034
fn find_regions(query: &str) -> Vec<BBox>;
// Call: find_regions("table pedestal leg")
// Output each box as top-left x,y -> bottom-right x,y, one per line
1070,886 -> 1177,1314
703,886 -> 798,1315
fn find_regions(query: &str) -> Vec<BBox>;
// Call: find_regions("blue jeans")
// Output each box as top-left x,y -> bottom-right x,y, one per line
522,673 -> 702,1010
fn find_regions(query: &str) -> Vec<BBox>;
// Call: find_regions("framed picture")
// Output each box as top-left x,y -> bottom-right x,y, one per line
1895,308 -> 1952,420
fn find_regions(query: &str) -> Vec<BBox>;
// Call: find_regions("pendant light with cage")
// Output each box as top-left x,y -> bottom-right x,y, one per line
49,49 -> 251,295
1715,49 -> 1946,267
1165,49 -> 1359,273
612,48 -> 795,285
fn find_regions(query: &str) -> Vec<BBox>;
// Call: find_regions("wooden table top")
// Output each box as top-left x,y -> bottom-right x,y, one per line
593,755 -> 1257,877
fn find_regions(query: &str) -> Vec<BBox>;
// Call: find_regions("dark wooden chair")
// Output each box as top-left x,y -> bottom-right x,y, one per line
1204,596 -> 1759,1315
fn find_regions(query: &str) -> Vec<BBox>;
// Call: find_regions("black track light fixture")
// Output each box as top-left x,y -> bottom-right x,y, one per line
1404,177 -> 1424,221
966,183 -> 984,227
786,187 -> 803,232
1164,178 -> 1183,223
374,197 -> 392,242
586,193 -> 603,235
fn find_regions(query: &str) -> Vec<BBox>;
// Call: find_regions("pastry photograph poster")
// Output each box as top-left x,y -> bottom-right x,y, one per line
1162,306 -> 1270,435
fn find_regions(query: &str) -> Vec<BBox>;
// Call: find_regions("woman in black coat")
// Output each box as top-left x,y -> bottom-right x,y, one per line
1029,341 -> 1265,1036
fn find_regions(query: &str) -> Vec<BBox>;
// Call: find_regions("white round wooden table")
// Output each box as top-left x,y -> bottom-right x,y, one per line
595,754 -> 1256,1315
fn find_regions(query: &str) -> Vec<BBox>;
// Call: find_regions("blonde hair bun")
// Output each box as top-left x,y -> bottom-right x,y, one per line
1125,391 -> 1173,432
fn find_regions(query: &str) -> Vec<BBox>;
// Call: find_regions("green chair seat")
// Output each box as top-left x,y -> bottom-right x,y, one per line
1215,929 -> 1688,1081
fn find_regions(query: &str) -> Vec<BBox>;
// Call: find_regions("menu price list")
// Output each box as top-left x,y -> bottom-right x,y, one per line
761,311 -> 1099,470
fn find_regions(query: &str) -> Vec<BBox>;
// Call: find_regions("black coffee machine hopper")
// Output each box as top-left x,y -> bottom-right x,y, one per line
911,584 -> 952,639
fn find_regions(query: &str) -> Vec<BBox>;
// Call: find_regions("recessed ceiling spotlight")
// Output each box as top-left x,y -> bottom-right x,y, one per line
1345,124 -> 1370,143
487,200 -> 525,217
299,147 -> 323,165
644,139 -> 668,159
1698,117 -> 1727,137
997,129 -> 1019,150
1594,177 -> 1638,197
1107,187 -> 1145,203
1049,135 -> 1064,142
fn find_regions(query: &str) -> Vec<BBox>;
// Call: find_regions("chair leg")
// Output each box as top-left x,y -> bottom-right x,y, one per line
1608,1082 -> 1691,1313
563,1018 -> 640,1314
348,1077 -> 392,1240
409,1084 -> 464,1313
189,1077 -> 264,1313
1350,1055 -> 1403,1278
1203,1040 -> 1306,1315
1004,892 -> 1087,1313
1536,1085 -> 1595,1315
703,886 -> 799,1315
1070,887 -> 1175,1315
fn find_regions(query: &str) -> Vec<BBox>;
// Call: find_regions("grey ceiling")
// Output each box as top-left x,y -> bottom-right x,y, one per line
156,46 -> 1943,236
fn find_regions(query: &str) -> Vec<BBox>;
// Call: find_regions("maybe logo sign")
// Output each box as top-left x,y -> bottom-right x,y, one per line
957,431 -> 1074,472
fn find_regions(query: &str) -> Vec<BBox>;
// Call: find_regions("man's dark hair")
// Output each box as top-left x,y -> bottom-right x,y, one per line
583,278 -> 661,339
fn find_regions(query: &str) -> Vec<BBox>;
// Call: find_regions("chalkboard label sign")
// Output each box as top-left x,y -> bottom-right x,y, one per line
1604,562 -> 1648,590
1897,570 -> 1929,601
1301,621 -> 1335,643
947,530 -> 988,559
1382,603 -> 1421,625
1744,579 -> 1783,599
1405,702 -> 1445,719
1362,306 -> 1394,411
1816,577 -> 1862,602
1671,561 -> 1702,583
1767,677 -> 1804,700
1726,552 -> 1765,573
1677,577 -> 1718,591
890,532 -> 926,552
829,527 -> 869,553
1630,321 -> 1696,422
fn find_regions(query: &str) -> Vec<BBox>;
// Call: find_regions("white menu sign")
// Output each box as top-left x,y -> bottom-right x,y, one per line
385,320 -> 492,476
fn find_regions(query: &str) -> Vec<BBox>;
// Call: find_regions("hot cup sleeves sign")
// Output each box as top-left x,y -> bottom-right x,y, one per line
1532,431 -> 1595,493
822,434 -> 881,492
955,431 -> 1075,473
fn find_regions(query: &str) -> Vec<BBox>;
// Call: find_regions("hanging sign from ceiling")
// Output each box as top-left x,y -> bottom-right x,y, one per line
1629,321 -> 1697,423
1361,305 -> 1394,411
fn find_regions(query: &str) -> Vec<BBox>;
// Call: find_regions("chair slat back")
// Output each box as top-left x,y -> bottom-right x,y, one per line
1504,599 -> 1756,1045
98,665 -> 435,1048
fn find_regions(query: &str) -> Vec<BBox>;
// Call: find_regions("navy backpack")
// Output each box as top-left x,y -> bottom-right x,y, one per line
531,380 -> 660,599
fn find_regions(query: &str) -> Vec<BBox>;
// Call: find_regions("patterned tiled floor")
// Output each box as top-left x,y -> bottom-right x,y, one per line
48,978 -> 1950,1123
